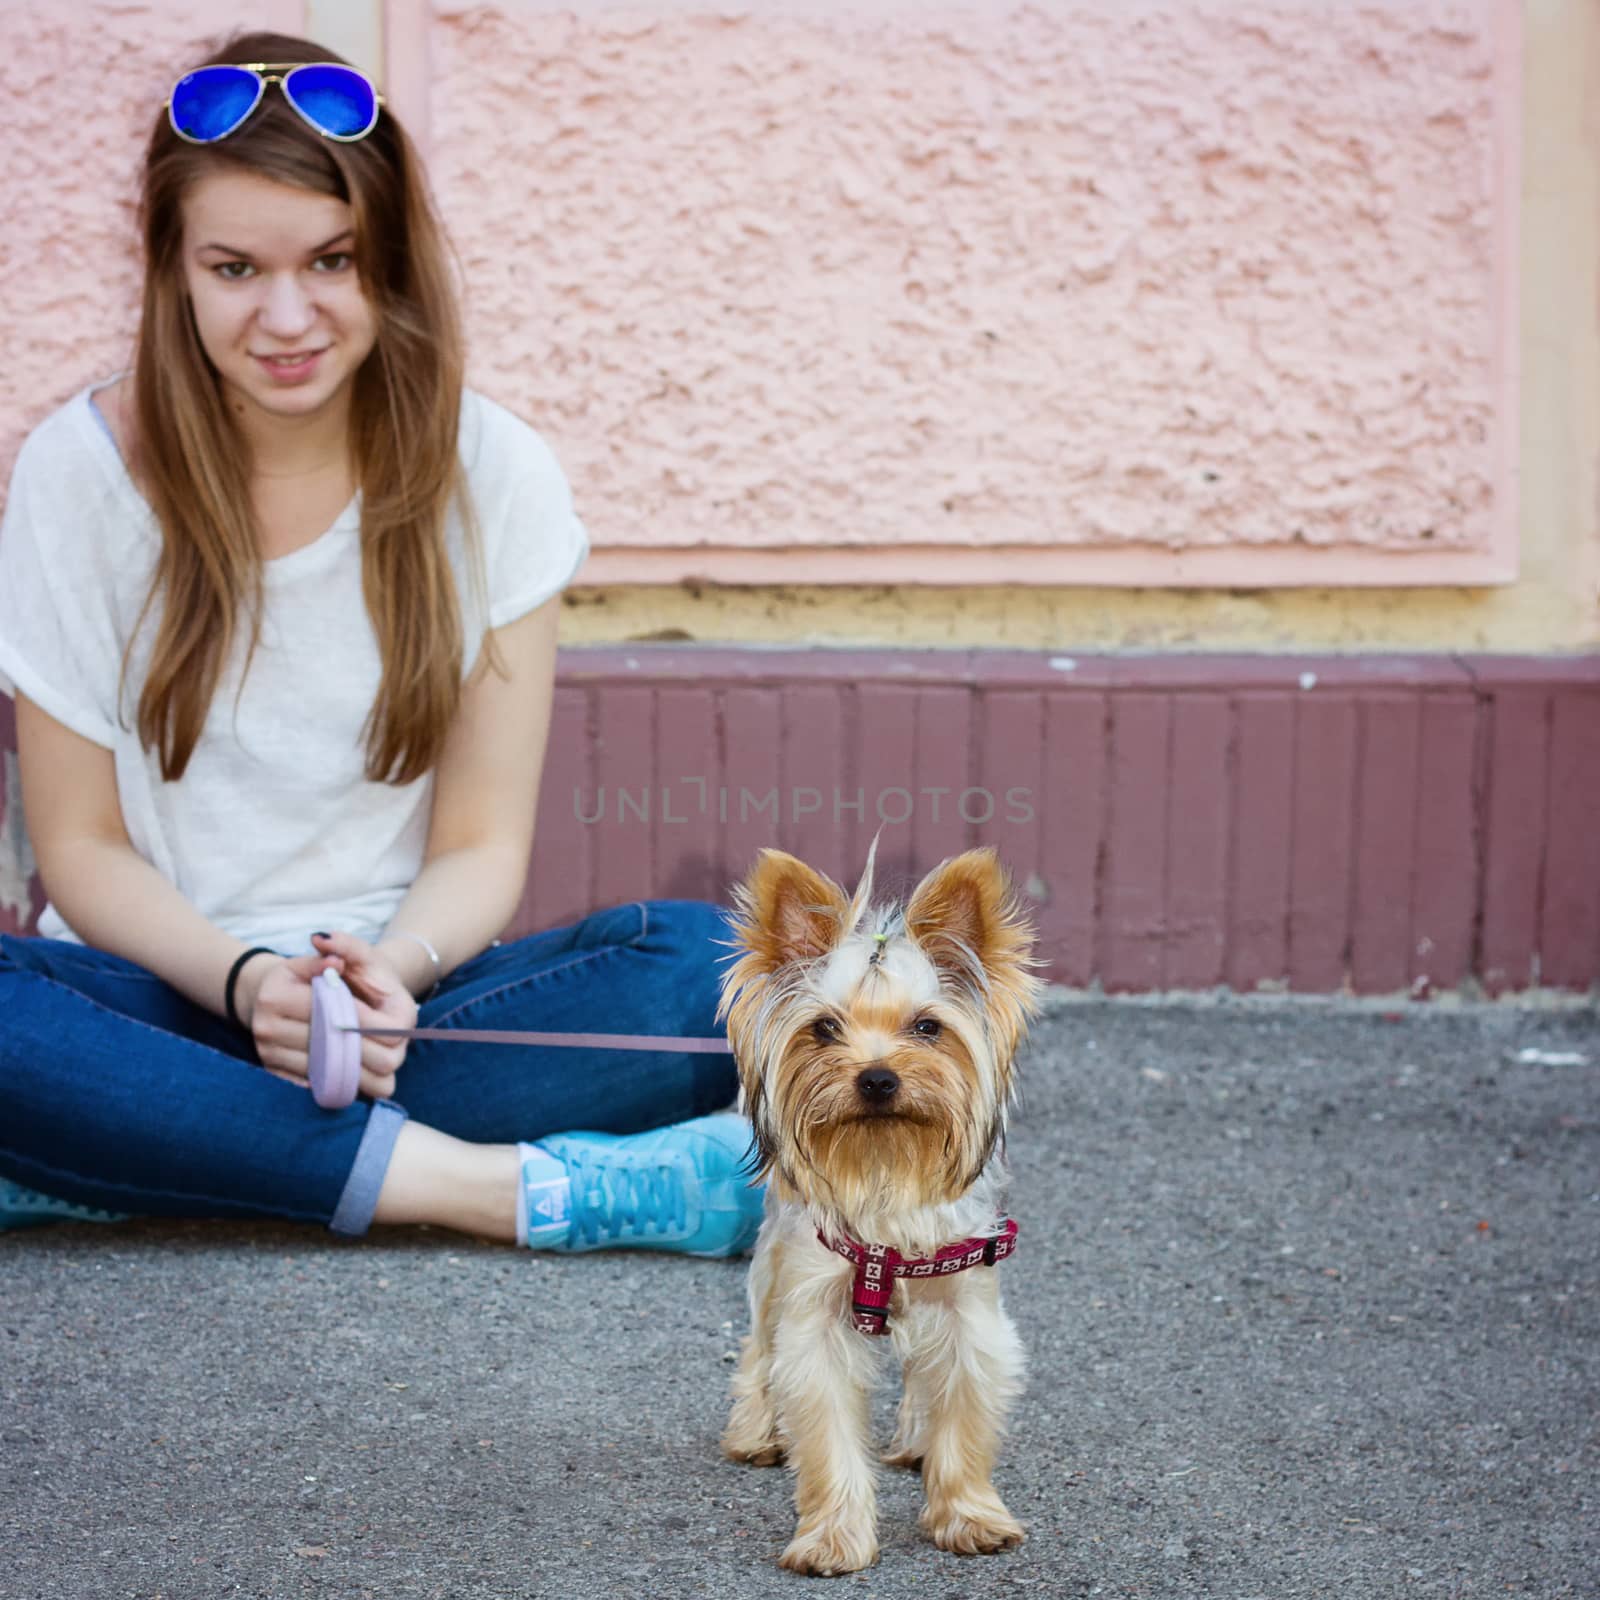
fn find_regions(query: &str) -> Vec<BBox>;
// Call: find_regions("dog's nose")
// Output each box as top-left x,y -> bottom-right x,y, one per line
856,1066 -> 900,1103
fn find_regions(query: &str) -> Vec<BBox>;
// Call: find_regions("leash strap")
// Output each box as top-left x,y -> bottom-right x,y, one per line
817,1217 -> 1020,1336
344,1024 -> 732,1053
307,967 -> 731,1111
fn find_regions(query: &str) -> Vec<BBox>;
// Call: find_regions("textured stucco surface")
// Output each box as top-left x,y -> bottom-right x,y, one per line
428,0 -> 1507,560
558,0 -> 1595,648
0,1 -> 299,476
0,0 -> 1592,655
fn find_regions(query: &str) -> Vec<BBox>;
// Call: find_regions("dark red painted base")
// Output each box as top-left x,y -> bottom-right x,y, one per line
3,651 -> 1597,997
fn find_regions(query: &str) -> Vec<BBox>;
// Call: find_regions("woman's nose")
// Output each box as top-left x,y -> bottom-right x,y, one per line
256,272 -> 317,340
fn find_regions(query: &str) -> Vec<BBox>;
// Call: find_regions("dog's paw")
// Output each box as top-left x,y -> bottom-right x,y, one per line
880,1446 -> 924,1471
722,1437 -> 786,1467
923,1499 -> 1026,1556
779,1521 -> 880,1577
722,1401 -> 785,1466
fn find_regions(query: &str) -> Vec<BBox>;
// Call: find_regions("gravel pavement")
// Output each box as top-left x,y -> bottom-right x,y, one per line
3,993 -> 1597,1599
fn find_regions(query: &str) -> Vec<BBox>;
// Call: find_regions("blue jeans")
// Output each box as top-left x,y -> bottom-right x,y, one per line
0,900 -> 739,1236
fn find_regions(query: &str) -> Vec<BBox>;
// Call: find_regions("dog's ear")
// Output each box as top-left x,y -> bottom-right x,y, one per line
727,847 -> 852,972
905,847 -> 1043,1012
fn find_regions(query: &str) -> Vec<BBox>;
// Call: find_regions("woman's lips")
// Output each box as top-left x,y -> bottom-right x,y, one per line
255,349 -> 326,382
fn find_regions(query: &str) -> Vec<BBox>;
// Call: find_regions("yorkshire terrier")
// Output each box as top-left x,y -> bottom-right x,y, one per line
715,837 -> 1044,1575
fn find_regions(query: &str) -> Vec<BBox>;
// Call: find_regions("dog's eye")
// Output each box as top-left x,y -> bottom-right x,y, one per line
912,1017 -> 942,1039
812,1016 -> 842,1043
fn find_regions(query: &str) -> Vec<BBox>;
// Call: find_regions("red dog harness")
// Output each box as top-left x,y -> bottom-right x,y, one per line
817,1218 -> 1020,1336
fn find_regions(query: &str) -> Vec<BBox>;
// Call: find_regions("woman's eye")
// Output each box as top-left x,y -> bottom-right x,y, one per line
314,252 -> 353,272
811,1016 -> 841,1043
912,1017 -> 942,1039
213,261 -> 254,281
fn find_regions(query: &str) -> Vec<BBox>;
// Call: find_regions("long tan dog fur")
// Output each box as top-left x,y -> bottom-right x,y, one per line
716,838 -> 1044,1575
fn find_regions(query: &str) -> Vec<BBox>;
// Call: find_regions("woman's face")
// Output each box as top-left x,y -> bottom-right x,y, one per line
180,169 -> 378,433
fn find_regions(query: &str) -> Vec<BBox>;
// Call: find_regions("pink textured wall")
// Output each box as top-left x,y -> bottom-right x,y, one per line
0,0 -> 1521,590
415,0 -> 1515,581
0,2 -> 301,472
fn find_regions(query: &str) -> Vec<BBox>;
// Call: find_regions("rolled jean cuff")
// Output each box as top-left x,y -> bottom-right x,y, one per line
329,1099 -> 409,1236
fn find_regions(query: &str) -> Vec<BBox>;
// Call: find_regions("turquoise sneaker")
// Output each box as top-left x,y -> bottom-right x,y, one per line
0,1177 -> 131,1232
536,1112 -> 765,1258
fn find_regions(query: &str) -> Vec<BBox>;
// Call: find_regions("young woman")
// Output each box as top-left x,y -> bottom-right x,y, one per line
0,33 -> 762,1255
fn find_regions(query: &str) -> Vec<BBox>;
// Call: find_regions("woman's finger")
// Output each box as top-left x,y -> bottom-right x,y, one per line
366,1039 -> 407,1076
262,1033 -> 390,1100
254,1040 -> 308,1084
346,991 -> 413,1075
359,1067 -> 398,1100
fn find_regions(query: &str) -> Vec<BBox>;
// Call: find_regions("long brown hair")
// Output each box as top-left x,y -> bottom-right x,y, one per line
124,29 -> 493,785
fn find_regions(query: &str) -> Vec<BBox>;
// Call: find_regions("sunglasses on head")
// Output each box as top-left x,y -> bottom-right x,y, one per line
168,61 -> 382,145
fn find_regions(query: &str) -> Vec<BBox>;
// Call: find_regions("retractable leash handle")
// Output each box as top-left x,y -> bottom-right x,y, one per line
306,968 -> 733,1110
308,969 -> 363,1108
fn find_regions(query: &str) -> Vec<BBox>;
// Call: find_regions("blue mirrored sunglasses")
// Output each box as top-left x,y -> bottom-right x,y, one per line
168,61 -> 382,144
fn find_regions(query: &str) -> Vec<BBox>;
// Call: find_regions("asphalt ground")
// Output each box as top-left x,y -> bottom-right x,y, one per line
2,993 -> 1597,1600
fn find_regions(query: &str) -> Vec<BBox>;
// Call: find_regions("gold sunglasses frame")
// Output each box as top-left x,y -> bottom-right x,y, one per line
167,61 -> 385,145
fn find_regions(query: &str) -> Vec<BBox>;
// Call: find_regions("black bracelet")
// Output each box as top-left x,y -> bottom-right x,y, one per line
224,947 -> 278,1030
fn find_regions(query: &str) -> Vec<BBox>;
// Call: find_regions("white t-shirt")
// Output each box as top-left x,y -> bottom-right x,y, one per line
0,379 -> 589,954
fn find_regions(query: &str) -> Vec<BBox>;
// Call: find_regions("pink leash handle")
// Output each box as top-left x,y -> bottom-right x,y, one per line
307,968 -> 732,1110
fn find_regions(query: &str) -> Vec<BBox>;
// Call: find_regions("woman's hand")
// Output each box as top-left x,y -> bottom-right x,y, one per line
247,932 -> 417,1100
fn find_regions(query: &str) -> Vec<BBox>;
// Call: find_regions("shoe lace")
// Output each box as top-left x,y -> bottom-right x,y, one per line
565,1152 -> 688,1246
